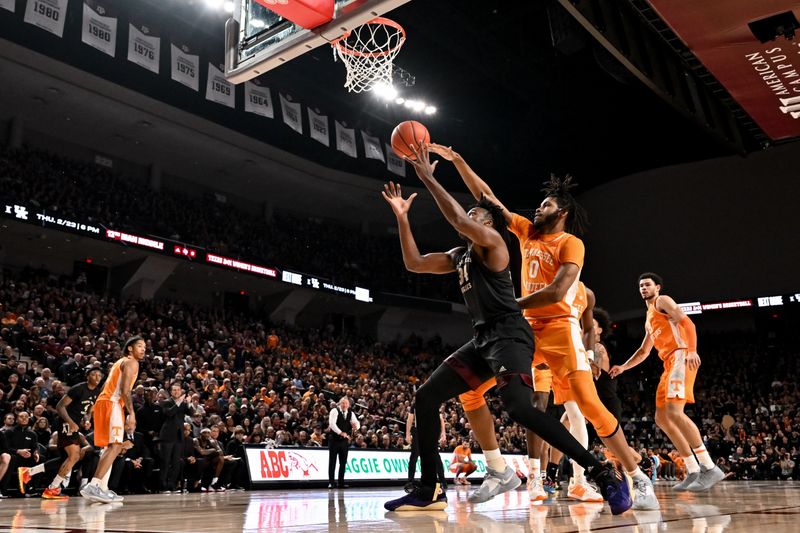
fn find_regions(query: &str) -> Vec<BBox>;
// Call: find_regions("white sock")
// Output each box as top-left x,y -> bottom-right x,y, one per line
101,468 -> 112,491
211,477 -> 219,486
49,475 -> 65,490
90,477 -> 102,487
529,458 -> 541,480
693,445 -> 715,469
684,455 -> 701,474
30,464 -> 46,476
484,448 -> 506,472
627,467 -> 648,481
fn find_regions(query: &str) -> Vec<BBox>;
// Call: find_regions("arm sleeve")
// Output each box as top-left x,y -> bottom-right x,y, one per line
508,213 -> 533,240
328,409 -> 342,435
559,236 -> 585,269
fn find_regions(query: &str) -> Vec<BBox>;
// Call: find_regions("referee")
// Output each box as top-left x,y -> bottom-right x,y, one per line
327,397 -> 359,489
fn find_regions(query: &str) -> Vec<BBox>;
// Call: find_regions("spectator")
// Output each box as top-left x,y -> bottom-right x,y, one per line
4,412 -> 40,494
158,384 -> 193,494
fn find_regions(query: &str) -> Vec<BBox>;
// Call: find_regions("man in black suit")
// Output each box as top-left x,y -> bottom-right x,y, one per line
111,419 -> 153,494
4,411 -> 40,494
158,384 -> 193,493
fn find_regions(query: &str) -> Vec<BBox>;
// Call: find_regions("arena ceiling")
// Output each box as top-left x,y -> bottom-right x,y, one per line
0,0 -> 744,210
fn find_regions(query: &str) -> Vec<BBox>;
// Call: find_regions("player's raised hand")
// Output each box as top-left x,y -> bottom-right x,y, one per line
686,351 -> 701,371
406,143 -> 438,181
428,143 -> 458,161
381,181 -> 418,217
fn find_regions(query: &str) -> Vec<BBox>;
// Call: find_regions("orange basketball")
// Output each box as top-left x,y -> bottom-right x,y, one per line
391,120 -> 430,160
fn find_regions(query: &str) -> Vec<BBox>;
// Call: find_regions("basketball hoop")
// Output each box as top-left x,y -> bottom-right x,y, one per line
331,17 -> 406,93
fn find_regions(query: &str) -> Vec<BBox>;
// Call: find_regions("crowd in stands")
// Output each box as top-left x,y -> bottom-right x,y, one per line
0,146 -> 460,302
0,266 -> 798,497
0,267 -> 514,496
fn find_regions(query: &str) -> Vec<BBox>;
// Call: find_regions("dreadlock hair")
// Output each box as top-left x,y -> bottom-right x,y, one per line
541,173 -> 589,236
469,195 -> 509,240
593,307 -> 613,342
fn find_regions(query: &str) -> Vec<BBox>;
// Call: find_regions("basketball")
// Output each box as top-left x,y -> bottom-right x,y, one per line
391,120 -> 430,160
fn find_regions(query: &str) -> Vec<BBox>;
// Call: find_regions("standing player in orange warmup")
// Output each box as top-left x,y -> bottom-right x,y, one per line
80,336 -> 146,503
430,143 -> 658,511
611,273 -> 725,491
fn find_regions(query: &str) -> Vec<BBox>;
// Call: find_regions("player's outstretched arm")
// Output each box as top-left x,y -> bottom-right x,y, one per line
428,144 -> 513,224
406,145 -> 507,261
518,263 -> 580,310
382,181 -> 456,274
609,332 -> 654,378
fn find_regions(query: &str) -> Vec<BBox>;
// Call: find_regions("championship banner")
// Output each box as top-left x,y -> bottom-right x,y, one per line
386,143 -> 405,176
335,120 -> 357,158
81,0 -> 117,58
307,108 -> 330,146
361,131 -> 385,162
279,94 -> 303,134
1,0 -> 15,13
24,0 -> 68,37
170,43 -> 199,91
206,63 -> 235,108
244,446 -> 532,484
647,1 -> 800,140
244,79 -> 274,118
127,22 -> 160,74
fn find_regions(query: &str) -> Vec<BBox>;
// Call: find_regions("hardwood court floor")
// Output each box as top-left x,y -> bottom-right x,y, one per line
0,481 -> 798,532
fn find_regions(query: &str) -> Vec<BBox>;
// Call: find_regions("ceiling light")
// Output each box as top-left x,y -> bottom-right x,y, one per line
403,99 -> 415,108
424,105 -> 437,115
395,97 -> 405,104
206,0 -> 223,8
372,82 -> 397,100
223,1 -> 235,12
412,100 -> 425,112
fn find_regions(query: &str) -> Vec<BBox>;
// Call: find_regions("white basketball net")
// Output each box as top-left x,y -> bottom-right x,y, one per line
332,18 -> 406,93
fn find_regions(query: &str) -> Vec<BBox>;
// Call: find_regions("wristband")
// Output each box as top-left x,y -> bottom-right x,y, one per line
586,350 -> 595,362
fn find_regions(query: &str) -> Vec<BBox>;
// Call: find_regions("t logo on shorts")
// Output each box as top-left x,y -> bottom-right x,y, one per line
112,426 -> 123,437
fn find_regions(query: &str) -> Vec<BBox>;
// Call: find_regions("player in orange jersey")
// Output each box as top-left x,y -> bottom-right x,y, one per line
430,144 -> 657,511
450,440 -> 478,485
611,273 -> 725,491
80,336 -> 146,503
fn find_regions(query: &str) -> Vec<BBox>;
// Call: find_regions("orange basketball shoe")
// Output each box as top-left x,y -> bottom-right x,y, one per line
42,487 -> 69,500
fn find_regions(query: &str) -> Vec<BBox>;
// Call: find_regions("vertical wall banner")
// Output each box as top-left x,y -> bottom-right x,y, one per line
81,0 -> 117,57
335,121 -> 357,158
307,108 -> 330,146
1,0 -> 16,12
361,132 -> 385,162
24,0 -> 69,37
127,22 -> 160,73
279,94 -> 303,134
386,143 -> 405,176
170,43 -> 199,91
244,79 -> 274,118
206,63 -> 235,108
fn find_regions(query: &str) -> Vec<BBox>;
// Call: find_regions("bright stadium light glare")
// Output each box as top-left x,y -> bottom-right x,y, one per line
424,105 -> 437,115
373,82 -> 398,100
395,97 -> 405,104
223,1 -> 235,12
403,99 -> 415,108
412,100 -> 426,112
206,0 -> 223,9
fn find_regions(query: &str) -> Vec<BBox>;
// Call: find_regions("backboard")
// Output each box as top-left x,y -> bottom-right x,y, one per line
225,0 -> 410,85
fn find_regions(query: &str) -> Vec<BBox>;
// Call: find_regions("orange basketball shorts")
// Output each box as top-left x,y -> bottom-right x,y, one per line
93,399 -> 125,447
656,350 -> 697,408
